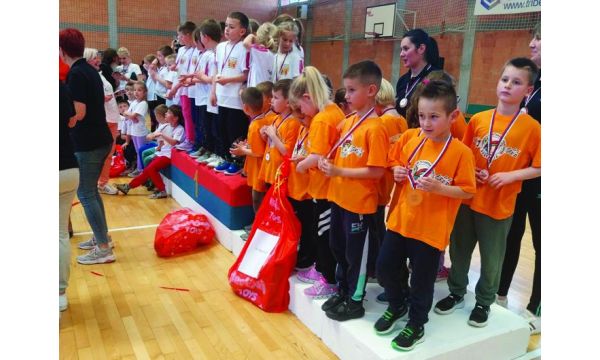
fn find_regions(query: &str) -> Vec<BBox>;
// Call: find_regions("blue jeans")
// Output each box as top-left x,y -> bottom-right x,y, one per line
75,143 -> 112,245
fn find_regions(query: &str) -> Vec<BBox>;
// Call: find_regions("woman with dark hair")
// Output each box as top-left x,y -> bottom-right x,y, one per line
496,23 -> 541,335
59,28 -> 115,265
100,48 -> 119,91
395,29 -> 441,117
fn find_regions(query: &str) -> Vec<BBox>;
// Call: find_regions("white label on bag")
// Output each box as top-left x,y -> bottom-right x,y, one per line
237,229 -> 280,278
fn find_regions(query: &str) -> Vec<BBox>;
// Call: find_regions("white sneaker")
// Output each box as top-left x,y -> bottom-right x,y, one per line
495,295 -> 508,308
59,294 -> 68,312
78,235 -> 115,250
207,156 -> 223,168
76,246 -> 116,265
98,184 -> 118,195
521,309 -> 541,335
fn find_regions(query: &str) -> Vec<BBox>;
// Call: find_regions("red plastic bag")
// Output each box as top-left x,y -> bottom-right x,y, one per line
228,157 -> 301,312
109,144 -> 126,178
154,208 -> 215,257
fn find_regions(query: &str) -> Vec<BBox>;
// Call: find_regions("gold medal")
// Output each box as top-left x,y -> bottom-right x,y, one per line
407,188 -> 423,206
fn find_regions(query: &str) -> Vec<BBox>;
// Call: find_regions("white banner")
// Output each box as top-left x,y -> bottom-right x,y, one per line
475,0 -> 541,16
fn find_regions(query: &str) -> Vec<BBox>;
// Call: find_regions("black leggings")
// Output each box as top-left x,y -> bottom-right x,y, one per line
497,177 -> 541,315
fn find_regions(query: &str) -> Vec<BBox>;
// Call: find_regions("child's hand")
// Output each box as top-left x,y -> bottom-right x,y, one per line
210,93 -> 217,107
264,125 -> 277,139
229,142 -> 246,156
392,166 -> 409,183
215,75 -> 228,85
487,172 -> 516,189
416,176 -> 442,193
296,158 -> 309,173
318,158 -> 338,177
475,168 -> 489,184
122,142 -> 129,149
104,94 -> 113,102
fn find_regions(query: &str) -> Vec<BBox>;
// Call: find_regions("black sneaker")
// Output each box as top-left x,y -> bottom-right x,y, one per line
374,304 -> 408,335
434,293 -> 464,315
325,298 -> 365,321
321,289 -> 346,312
468,303 -> 490,327
391,324 -> 424,351
115,183 -> 130,195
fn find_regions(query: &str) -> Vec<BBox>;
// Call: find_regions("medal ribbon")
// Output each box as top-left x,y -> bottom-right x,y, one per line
268,112 -> 292,147
294,126 -> 309,154
220,41 -> 240,72
406,134 -> 452,189
487,109 -> 520,168
403,64 -> 432,101
381,107 -> 396,115
326,107 -> 375,159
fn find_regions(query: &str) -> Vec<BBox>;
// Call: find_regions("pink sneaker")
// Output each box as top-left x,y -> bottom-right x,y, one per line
304,278 -> 338,299
296,265 -> 322,284
436,266 -> 450,282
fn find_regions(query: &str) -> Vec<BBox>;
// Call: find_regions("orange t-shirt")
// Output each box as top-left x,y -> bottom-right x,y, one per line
244,114 -> 271,192
258,113 -> 301,185
451,111 -> 468,140
386,136 -> 476,250
377,112 -> 409,205
462,109 -> 541,220
307,103 -> 345,200
288,125 -> 311,201
327,114 -> 389,214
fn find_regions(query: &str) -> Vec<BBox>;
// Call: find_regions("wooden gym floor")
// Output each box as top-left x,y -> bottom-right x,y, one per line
60,178 -> 540,359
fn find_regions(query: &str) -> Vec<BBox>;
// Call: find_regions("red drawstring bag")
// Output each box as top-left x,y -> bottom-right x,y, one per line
228,157 -> 301,312
109,144 -> 126,178
154,208 -> 215,257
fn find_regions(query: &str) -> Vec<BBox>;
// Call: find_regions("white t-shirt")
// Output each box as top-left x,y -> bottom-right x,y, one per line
155,124 -> 185,158
194,49 -> 217,107
115,63 -> 142,92
216,40 -> 248,110
146,70 -> 157,101
272,50 -> 303,82
187,48 -> 203,99
127,100 -> 149,137
99,71 -> 120,123
247,44 -> 275,88
118,115 -> 127,133
154,65 -> 169,98
175,46 -> 195,97
165,70 -> 180,105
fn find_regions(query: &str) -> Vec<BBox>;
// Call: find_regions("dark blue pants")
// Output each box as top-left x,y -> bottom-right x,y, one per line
329,203 -> 376,302
377,230 -> 440,328
191,103 -> 202,151
218,106 -> 248,163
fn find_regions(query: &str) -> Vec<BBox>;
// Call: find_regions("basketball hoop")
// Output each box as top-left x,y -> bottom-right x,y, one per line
365,31 -> 381,46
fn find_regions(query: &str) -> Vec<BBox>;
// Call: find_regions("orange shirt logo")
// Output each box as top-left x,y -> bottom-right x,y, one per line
474,133 -> 520,164
340,137 -> 364,158
411,160 -> 452,185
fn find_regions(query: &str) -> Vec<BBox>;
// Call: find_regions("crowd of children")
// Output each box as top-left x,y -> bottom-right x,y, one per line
89,12 -> 541,352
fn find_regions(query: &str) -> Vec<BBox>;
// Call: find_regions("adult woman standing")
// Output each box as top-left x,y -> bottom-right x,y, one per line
84,47 -> 121,195
394,29 -> 441,119
59,80 -> 78,312
496,23 -> 541,335
59,28 -> 116,265
100,48 -> 119,93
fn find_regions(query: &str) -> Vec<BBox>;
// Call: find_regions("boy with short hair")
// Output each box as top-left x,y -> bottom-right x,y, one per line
230,87 -> 270,214
211,12 -> 250,175
317,60 -> 389,321
434,57 -> 541,328
375,80 -> 476,351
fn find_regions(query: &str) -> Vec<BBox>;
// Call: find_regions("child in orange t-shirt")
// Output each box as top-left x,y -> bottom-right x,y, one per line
286,101 -> 317,282
375,80 -> 476,351
435,58 -> 541,329
230,87 -> 269,215
290,66 -> 345,298
404,70 -> 470,283
317,61 -> 389,322
258,79 -> 301,187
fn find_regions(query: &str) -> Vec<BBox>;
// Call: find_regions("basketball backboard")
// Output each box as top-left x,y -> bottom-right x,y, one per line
364,3 -> 396,38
